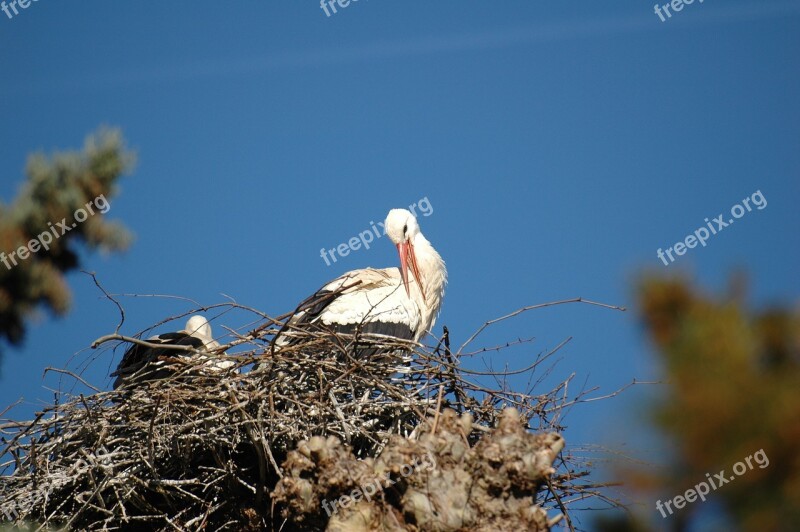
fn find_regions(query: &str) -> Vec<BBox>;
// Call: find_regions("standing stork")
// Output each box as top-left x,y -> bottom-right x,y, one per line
111,315 -> 231,389
279,208 -> 447,347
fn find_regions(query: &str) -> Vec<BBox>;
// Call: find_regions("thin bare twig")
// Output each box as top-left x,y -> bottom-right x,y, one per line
458,297 -> 626,353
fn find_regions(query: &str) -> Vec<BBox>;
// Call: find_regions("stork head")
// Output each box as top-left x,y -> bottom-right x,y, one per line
184,315 -> 213,341
385,209 -> 425,301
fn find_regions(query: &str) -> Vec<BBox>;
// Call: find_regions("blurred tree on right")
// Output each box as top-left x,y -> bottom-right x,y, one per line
609,275 -> 800,531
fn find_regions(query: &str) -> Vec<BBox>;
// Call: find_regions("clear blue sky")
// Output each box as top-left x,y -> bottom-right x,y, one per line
1,1 -> 798,528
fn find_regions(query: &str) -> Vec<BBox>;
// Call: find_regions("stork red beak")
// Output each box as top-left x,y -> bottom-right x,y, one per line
397,241 -> 426,302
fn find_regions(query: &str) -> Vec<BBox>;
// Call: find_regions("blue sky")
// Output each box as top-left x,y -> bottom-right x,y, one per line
1,1 -> 798,528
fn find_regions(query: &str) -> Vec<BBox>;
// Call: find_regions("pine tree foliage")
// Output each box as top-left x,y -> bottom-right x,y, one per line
0,128 -> 134,364
613,275 -> 800,530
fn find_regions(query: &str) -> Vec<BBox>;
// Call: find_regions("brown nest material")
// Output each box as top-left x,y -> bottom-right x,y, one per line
0,300 -> 624,531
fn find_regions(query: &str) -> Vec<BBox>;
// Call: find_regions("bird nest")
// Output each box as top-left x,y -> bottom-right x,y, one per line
0,301 -> 622,531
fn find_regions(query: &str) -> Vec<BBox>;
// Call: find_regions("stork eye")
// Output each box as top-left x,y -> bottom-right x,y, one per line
403,224 -> 407,236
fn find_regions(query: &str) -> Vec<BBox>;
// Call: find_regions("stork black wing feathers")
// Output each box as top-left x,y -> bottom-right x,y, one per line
292,288 -> 337,327
111,333 -> 205,389
328,321 -> 414,341
284,286 -> 415,342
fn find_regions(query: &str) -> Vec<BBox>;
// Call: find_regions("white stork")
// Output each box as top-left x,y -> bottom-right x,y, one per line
112,315 -> 232,389
280,208 -> 447,347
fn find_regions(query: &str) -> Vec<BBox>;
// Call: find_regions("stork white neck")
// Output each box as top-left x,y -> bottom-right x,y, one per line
406,230 -> 447,340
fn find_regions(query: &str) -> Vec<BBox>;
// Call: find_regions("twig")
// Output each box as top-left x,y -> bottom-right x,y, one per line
83,270 -> 125,334
43,367 -> 102,393
458,297 -> 626,353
